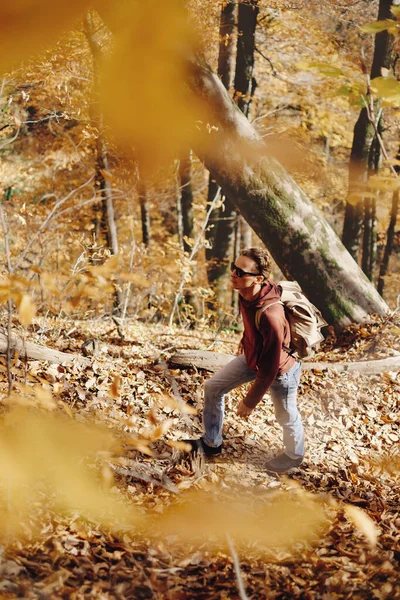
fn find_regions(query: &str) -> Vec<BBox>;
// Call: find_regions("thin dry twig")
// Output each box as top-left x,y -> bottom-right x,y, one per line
15,175 -> 95,270
226,534 -> 249,600
169,186 -> 221,327
0,201 -> 14,394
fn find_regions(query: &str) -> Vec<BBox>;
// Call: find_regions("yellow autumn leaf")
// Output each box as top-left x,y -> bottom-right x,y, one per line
297,62 -> 344,77
99,0 -> 211,176
168,440 -> 193,452
360,19 -> 398,35
153,489 -> 329,550
157,393 -> 197,415
0,407 -> 138,540
34,386 -> 57,411
347,192 -> 377,206
368,175 -> 400,191
110,375 -> 121,399
344,505 -> 378,547
18,294 -> 36,327
370,76 -> 400,107
0,0 -> 97,74
391,6 -> 400,18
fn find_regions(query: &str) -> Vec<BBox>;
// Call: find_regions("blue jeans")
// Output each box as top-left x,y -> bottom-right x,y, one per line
202,354 -> 304,459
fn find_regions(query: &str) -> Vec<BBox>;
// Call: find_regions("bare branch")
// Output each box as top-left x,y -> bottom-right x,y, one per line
169,186 -> 221,327
226,534 -> 249,600
15,176 -> 95,270
0,201 -> 14,394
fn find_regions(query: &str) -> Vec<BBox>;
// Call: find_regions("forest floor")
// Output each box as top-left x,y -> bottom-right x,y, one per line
0,310 -> 399,599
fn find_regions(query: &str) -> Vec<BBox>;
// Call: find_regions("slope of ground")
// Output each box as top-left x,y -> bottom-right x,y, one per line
0,312 -> 399,599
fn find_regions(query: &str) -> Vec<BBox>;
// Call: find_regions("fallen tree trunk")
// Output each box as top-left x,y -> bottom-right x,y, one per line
0,333 -> 89,366
169,349 -> 400,376
187,59 -> 389,327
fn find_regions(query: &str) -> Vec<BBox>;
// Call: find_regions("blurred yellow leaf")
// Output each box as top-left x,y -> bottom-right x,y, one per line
360,19 -> 398,35
110,375 -> 121,399
0,407 -> 138,540
168,440 -> 192,451
153,489 -> 329,549
99,0 -> 210,175
34,386 -> 56,411
370,76 -> 400,107
368,175 -> 400,191
297,62 -> 344,77
347,192 -> 377,206
18,294 -> 36,327
157,393 -> 197,415
0,0 -> 96,74
344,505 -> 378,547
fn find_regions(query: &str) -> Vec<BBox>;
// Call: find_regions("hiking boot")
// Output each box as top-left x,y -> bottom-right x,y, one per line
266,453 -> 303,474
183,438 -> 222,457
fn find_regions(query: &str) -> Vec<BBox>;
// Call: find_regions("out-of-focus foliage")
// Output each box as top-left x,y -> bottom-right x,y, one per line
0,0 -> 98,73
0,405 -> 136,539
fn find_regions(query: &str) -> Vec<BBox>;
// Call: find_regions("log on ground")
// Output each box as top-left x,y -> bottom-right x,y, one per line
0,333 -> 89,366
169,349 -> 400,375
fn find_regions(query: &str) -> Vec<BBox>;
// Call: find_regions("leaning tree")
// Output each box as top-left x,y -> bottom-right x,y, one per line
186,58 -> 389,327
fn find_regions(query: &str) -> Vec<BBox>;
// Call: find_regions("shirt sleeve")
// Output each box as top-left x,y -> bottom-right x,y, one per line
242,309 -> 284,409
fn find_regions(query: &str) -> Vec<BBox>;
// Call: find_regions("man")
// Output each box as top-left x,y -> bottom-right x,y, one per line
187,247 -> 304,473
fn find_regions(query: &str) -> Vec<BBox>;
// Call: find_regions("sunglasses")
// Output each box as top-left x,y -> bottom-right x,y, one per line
230,262 -> 260,278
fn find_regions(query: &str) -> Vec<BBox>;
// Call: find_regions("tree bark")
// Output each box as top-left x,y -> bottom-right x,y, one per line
84,12 -> 122,315
138,178 -> 151,248
234,0 -> 259,117
187,59 -> 389,327
206,0 -> 238,292
217,0 -> 237,90
377,188 -> 399,295
342,0 -> 395,260
233,0 -> 258,258
179,152 -> 194,254
178,152 -> 199,318
0,333 -> 89,366
169,349 -> 400,376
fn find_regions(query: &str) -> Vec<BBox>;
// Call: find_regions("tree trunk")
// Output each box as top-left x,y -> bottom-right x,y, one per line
176,183 -> 184,249
178,152 -> 199,319
207,0 -> 259,293
138,178 -> 151,248
206,0 -> 237,290
233,0 -> 258,256
342,0 -> 395,260
234,0 -> 259,117
179,152 -> 194,254
187,60 -> 389,327
217,0 -> 236,90
362,195 -> 377,281
84,11 -> 122,315
377,188 -> 399,295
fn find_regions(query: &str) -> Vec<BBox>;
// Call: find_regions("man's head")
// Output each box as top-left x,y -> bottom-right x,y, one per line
230,247 -> 272,297
240,247 -> 272,280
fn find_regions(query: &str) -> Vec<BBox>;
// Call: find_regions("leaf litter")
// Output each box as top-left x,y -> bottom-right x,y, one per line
0,312 -> 399,599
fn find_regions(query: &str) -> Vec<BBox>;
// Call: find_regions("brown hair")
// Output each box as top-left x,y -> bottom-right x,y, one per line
240,247 -> 272,280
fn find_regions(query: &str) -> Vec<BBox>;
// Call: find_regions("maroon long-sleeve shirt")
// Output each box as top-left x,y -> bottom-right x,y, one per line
240,280 -> 295,409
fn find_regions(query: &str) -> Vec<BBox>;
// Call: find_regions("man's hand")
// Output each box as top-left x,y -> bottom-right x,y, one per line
236,340 -> 244,356
237,401 -> 254,418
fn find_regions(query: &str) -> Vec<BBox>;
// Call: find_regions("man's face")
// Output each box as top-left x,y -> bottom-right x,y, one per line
230,255 -> 261,291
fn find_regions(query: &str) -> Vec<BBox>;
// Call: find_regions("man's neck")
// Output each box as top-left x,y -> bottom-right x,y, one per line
239,284 -> 262,301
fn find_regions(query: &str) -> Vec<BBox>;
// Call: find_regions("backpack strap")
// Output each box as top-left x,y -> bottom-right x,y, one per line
254,301 -> 294,356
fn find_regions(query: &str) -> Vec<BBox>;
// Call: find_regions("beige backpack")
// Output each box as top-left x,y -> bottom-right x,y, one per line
255,281 -> 328,359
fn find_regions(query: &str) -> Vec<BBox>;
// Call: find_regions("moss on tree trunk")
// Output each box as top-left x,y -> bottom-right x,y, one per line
188,61 -> 389,327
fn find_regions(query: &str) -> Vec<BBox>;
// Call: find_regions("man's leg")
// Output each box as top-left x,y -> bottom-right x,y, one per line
202,354 -> 255,448
269,361 -> 304,459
